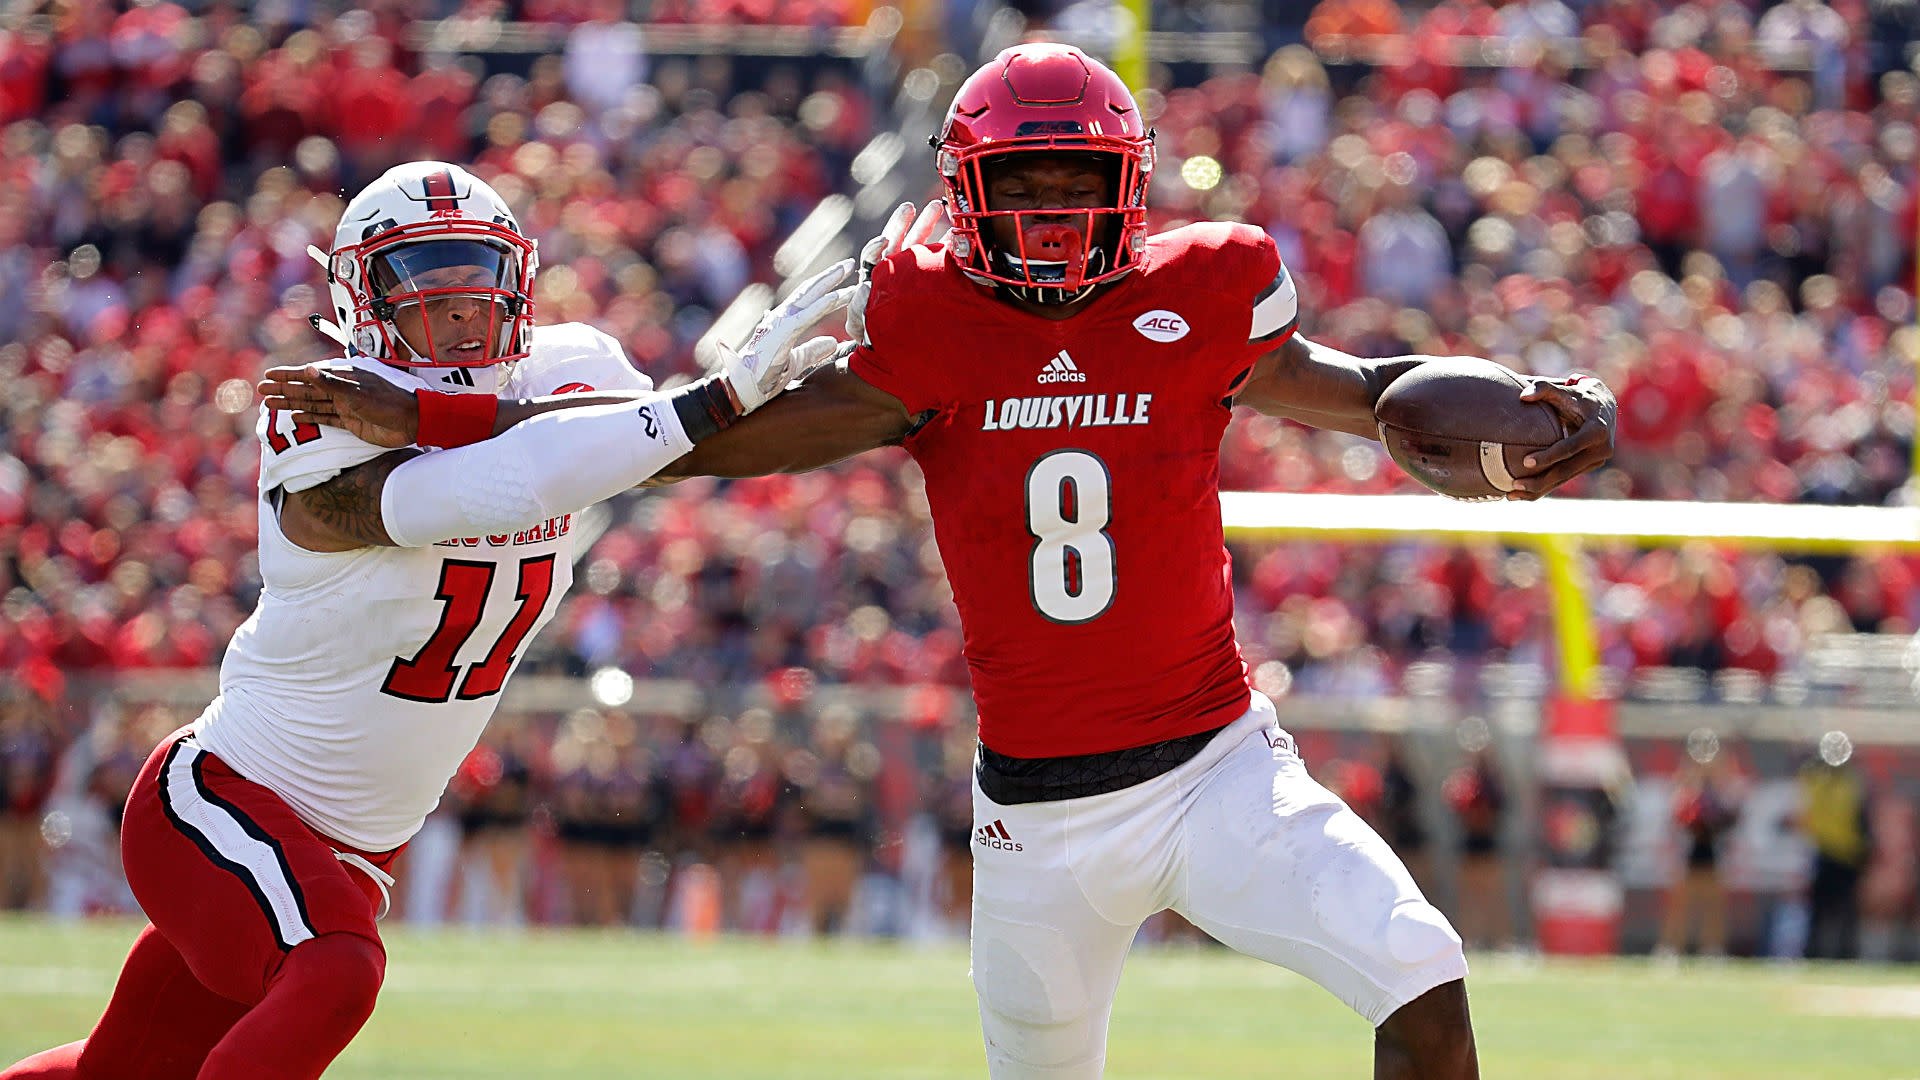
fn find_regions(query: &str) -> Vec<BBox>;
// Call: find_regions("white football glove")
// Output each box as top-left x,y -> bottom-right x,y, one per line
847,200 -> 949,346
719,258 -> 856,413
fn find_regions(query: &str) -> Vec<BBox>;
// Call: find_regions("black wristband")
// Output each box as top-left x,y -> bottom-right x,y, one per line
669,375 -> 742,445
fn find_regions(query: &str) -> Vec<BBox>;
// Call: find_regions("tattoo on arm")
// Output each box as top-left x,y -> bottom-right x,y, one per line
286,449 -> 423,549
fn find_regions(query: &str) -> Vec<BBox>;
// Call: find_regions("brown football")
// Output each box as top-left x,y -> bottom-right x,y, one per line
1374,358 -> 1566,500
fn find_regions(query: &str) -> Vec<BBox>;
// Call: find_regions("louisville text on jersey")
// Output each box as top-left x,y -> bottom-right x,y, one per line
434,513 -> 572,549
982,393 -> 1153,431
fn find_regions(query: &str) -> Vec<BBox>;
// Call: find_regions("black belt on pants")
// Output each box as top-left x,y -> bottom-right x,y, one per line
975,723 -> 1232,806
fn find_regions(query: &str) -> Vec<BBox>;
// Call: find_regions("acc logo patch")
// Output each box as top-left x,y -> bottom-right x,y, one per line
1132,309 -> 1189,342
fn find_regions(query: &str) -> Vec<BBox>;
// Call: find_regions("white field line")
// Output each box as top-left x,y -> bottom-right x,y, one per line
0,966 -> 113,995
1789,984 -> 1920,1018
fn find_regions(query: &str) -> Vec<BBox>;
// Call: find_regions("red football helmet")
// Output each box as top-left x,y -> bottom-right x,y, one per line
935,43 -> 1154,304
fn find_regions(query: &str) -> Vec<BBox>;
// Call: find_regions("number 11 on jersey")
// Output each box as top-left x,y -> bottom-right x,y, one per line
1025,449 -> 1115,623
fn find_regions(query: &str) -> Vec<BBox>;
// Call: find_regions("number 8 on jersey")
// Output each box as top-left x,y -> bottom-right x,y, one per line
1026,449 -> 1114,624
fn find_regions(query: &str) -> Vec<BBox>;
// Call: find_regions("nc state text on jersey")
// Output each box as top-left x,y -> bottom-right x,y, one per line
434,514 -> 572,548
982,393 -> 1153,431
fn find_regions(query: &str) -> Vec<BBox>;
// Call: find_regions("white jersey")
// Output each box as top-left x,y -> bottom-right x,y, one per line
193,322 -> 652,851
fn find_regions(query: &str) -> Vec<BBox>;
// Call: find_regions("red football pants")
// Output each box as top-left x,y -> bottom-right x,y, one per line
2,727 -> 402,1080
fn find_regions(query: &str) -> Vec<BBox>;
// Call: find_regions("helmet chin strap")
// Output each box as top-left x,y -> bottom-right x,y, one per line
411,360 -> 504,395
394,325 -> 509,395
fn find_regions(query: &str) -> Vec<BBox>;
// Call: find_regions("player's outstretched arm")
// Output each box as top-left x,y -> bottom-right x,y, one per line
648,356 -> 916,482
282,450 -> 425,550
1235,334 -> 1615,498
258,366 -> 656,449
267,346 -> 869,553
279,381 -> 777,553
261,259 -> 856,449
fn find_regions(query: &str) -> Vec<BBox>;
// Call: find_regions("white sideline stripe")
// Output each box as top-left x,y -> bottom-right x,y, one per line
1791,985 -> 1920,1019
1219,492 -> 1920,549
0,966 -> 116,995
164,740 -> 315,950
1249,265 -> 1298,340
1479,441 -> 1518,492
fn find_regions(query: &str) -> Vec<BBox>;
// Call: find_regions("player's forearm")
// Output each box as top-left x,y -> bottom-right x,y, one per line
1239,336 -> 1432,440
653,365 -> 909,481
653,389 -> 895,480
381,397 -> 698,546
492,391 -> 652,435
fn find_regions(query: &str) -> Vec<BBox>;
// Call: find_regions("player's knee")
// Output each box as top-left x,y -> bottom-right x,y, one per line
1385,900 -> 1463,968
281,934 -> 385,1030
979,1008 -> 1104,1079
972,941 -> 1100,1076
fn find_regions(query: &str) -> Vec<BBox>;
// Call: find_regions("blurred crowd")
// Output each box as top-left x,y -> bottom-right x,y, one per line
0,694 -> 977,935
1,0 -> 1918,949
11,690 -> 1913,960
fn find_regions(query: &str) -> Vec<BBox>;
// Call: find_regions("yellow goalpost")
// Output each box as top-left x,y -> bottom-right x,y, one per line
1221,493 -> 1920,702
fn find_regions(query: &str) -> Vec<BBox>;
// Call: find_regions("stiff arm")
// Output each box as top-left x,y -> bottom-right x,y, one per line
649,359 -> 916,481
278,393 -> 699,553
267,358 -> 911,551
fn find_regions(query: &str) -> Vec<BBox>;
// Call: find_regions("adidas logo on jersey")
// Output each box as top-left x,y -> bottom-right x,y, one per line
976,819 -> 1022,851
1037,350 -> 1087,384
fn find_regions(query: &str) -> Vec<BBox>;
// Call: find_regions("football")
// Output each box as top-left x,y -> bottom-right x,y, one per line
1374,357 -> 1566,500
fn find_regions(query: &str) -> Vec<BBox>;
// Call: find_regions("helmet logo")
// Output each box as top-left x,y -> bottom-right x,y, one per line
420,168 -> 460,212
1014,120 -> 1084,136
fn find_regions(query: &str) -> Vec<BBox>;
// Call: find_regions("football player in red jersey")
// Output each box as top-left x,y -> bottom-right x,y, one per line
265,45 -> 1614,1079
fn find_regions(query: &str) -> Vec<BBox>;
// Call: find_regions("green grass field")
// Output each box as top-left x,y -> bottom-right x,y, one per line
2,916 -> 1917,1079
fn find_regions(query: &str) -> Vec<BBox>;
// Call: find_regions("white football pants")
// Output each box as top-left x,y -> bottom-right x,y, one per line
968,692 -> 1468,1079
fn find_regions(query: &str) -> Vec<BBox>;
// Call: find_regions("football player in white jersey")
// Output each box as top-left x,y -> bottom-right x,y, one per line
1,161 -> 850,1080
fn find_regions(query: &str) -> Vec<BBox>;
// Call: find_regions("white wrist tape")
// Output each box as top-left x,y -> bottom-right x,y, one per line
380,396 -> 693,548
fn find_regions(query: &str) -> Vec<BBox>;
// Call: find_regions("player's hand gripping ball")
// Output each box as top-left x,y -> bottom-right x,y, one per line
1375,358 -> 1616,501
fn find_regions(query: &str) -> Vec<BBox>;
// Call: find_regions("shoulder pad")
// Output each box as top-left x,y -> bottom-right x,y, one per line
514,322 -> 654,395
257,357 -> 418,496
1147,223 -> 1294,343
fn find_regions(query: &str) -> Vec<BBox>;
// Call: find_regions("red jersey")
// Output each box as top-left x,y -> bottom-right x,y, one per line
850,222 -> 1299,757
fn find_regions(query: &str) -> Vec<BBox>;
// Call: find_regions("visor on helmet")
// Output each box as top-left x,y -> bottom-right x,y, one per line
363,238 -> 526,367
369,239 -> 519,309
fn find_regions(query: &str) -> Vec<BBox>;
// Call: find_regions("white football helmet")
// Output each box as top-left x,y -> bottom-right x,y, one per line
313,162 -> 537,391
